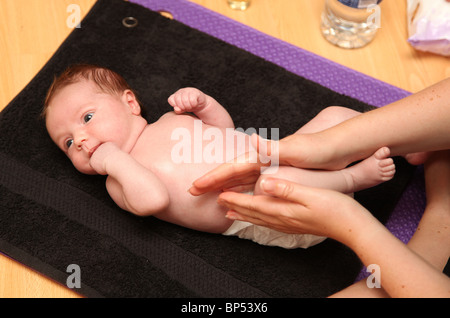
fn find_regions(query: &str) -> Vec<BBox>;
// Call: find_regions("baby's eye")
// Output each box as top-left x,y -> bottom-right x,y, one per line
66,139 -> 73,149
83,112 -> 94,123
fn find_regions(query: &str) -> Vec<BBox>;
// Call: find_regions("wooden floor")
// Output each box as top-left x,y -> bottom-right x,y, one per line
0,0 -> 449,298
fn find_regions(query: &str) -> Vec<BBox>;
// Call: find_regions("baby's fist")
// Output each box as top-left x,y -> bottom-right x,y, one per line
89,142 -> 121,175
168,87 -> 207,114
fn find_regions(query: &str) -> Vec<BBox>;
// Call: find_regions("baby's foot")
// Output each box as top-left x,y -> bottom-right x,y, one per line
343,147 -> 396,193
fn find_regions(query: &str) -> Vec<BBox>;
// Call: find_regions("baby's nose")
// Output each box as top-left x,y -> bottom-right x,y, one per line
77,139 -> 97,156
78,140 -> 87,151
73,135 -> 88,150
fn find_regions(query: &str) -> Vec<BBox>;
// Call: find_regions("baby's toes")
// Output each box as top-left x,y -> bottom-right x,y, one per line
380,165 -> 396,180
374,147 -> 391,160
379,157 -> 394,168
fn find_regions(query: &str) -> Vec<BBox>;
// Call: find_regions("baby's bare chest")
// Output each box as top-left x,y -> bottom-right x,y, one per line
131,116 -> 251,183
124,116 -> 248,232
130,121 -> 220,188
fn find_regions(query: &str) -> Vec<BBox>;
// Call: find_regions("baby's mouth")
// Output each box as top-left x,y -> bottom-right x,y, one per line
88,144 -> 101,158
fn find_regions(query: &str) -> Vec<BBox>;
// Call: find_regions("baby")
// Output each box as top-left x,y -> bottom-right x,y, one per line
43,65 -> 396,248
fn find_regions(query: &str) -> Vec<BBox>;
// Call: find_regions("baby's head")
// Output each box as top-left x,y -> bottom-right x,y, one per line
43,64 -> 147,174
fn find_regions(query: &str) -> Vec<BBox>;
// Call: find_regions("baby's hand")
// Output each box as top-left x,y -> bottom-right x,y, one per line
168,87 -> 208,114
89,142 -> 121,175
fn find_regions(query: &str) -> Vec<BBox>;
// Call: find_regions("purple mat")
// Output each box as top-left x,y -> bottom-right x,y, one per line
133,0 -> 426,278
135,0 -> 411,107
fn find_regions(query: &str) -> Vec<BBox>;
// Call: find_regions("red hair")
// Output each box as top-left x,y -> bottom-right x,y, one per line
42,64 -> 137,118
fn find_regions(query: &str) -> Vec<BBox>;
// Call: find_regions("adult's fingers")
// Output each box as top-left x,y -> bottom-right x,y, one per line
189,134 -> 304,196
225,209 -> 300,234
222,183 -> 256,193
218,191 -> 307,234
189,166 -> 260,195
258,177 -> 325,206
252,134 -> 278,164
189,151 -> 266,195
218,178 -> 323,218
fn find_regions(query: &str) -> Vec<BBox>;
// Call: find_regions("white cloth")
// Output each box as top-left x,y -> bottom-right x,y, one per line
223,220 -> 326,249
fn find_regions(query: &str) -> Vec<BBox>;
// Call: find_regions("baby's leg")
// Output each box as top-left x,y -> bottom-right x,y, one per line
294,106 -> 362,134
255,146 -> 395,195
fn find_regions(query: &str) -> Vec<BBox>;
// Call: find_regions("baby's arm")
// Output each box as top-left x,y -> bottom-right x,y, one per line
168,87 -> 234,129
90,142 -> 169,216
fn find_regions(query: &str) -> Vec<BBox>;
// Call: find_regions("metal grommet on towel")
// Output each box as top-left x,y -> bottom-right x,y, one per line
122,16 -> 138,28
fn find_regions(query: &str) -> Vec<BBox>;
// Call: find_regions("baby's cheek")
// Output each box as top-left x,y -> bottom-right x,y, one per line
101,123 -> 126,144
71,156 -> 97,175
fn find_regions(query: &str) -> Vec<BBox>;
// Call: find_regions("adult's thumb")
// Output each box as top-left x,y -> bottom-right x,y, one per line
251,134 -> 280,165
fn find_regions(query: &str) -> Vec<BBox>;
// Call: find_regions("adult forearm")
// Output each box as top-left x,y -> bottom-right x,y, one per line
348,221 -> 450,298
323,78 -> 450,163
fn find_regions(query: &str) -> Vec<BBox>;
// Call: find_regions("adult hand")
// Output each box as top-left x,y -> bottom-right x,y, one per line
216,177 -> 376,246
189,132 -> 347,196
189,144 -> 268,196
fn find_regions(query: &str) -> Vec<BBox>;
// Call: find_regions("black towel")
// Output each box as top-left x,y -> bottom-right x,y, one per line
0,0 -> 414,297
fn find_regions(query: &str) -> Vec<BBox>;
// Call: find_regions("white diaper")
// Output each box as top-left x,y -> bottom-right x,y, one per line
223,220 -> 327,249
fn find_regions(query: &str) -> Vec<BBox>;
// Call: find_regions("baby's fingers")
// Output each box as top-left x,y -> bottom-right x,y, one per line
186,90 -> 201,108
168,93 -> 187,113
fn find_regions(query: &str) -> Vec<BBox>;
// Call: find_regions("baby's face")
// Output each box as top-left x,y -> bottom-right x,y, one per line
45,80 -> 141,174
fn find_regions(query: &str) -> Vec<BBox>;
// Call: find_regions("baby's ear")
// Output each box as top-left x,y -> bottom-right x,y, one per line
122,90 -> 141,115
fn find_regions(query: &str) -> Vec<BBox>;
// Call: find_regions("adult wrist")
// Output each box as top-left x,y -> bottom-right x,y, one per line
337,207 -> 383,252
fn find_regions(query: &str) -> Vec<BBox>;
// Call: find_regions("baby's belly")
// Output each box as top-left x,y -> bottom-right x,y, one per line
149,159 -> 236,233
155,186 -> 234,234
149,129 -> 254,233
